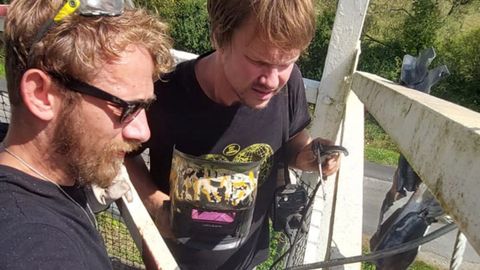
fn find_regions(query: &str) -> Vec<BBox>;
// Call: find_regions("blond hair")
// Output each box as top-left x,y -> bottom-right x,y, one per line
5,0 -> 173,106
207,0 -> 315,51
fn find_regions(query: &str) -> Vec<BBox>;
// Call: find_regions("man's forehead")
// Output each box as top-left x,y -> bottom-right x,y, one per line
245,40 -> 300,65
89,47 -> 155,100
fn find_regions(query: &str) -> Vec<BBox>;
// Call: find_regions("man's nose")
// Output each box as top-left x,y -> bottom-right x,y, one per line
122,109 -> 151,143
259,67 -> 279,90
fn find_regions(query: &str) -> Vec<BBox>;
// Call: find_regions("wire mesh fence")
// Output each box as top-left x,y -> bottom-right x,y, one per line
97,204 -> 146,269
0,89 -> 10,124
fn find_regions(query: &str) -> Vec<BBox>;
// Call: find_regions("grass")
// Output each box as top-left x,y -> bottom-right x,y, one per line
96,211 -> 145,267
364,113 -> 400,166
361,243 -> 439,270
362,260 -> 438,270
257,228 -> 287,270
365,147 -> 400,166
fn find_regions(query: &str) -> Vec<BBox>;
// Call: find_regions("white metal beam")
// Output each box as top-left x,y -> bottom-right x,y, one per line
352,71 -> 480,254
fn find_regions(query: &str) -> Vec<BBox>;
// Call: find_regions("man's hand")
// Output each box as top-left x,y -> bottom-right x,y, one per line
312,139 -> 348,177
153,201 -> 175,239
124,156 -> 174,239
294,138 -> 344,177
86,164 -> 133,213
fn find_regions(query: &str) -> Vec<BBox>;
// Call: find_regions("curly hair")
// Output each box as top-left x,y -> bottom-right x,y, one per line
4,0 -> 173,106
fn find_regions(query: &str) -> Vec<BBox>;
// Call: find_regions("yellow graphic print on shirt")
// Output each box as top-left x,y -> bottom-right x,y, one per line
202,143 -> 274,186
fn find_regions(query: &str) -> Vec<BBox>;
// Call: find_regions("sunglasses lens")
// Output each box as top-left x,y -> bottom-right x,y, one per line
120,103 -> 145,123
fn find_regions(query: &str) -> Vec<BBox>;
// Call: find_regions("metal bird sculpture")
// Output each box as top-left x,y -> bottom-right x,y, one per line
370,48 -> 451,270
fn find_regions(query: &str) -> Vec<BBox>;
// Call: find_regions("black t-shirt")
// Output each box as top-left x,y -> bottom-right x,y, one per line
144,52 -> 311,270
0,165 -> 112,270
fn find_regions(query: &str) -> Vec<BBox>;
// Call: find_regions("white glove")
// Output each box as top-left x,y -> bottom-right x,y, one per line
87,164 -> 133,213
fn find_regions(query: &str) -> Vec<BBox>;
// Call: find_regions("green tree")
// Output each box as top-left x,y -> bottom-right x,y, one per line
360,0 -> 443,81
135,0 -> 211,54
297,8 -> 336,81
401,0 -> 442,55
359,0 -> 479,111
435,28 -> 480,110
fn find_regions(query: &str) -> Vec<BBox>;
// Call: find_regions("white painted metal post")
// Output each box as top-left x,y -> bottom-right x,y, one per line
304,0 -> 370,269
310,0 -> 370,141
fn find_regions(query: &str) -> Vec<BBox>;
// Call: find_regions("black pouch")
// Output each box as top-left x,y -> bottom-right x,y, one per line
272,169 -> 308,233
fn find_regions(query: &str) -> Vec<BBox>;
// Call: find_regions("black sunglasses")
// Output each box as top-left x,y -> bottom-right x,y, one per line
50,73 -> 155,123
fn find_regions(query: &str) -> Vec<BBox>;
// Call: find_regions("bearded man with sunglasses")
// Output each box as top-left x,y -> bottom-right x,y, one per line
0,0 -> 172,269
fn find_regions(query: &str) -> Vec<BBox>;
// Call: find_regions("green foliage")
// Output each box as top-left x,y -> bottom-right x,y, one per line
257,227 -> 287,270
359,40 -> 404,81
401,0 -> 442,54
361,0 -> 479,112
359,0 -> 480,111
434,28 -> 480,111
297,8 -> 336,81
135,0 -> 211,54
165,0 -> 211,54
360,1 -> 410,81
364,114 -> 400,166
360,0 -> 443,81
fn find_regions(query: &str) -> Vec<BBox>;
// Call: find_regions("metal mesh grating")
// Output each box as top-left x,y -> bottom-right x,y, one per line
0,89 -> 11,123
285,172 -> 316,267
96,204 -> 146,270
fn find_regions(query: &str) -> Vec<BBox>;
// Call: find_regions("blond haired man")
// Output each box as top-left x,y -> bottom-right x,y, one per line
127,0 -> 341,269
0,0 -> 172,269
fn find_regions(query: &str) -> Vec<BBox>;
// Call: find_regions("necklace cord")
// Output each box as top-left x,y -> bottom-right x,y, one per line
1,146 -> 97,228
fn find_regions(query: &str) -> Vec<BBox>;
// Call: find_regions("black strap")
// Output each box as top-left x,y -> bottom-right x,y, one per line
281,85 -> 291,185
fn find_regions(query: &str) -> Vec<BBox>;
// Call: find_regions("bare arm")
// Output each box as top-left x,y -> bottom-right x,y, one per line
124,155 -> 173,238
124,155 -> 169,216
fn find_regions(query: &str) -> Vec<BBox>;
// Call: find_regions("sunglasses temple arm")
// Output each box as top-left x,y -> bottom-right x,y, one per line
27,19 -> 56,68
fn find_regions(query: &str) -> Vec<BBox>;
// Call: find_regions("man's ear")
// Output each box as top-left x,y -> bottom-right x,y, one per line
20,69 -> 59,121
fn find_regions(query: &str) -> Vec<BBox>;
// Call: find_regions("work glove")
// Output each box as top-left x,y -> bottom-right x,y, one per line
86,164 -> 133,213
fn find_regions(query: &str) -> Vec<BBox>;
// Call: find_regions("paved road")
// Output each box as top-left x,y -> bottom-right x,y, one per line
363,162 -> 480,269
